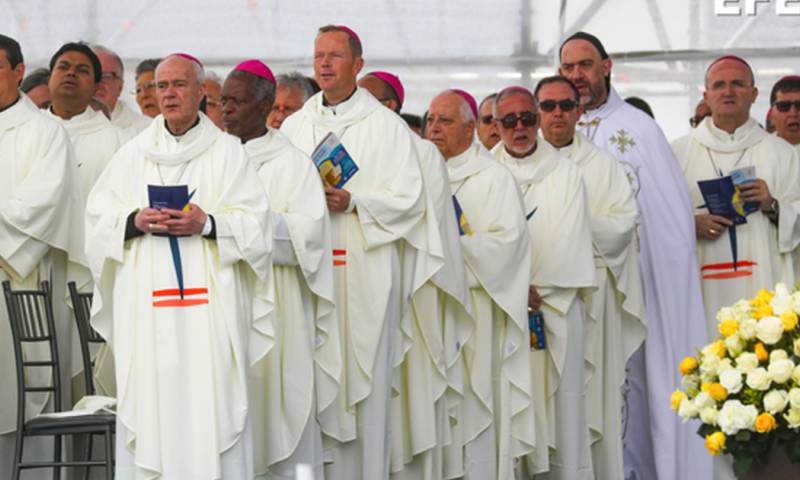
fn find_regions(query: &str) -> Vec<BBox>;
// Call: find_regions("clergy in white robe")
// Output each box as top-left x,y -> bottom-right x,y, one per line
86,53 -> 274,480
47,42 -> 127,201
536,76 -> 646,480
92,45 -> 151,138
768,76 -> 800,150
222,60 -> 337,480
490,86 -> 595,480
560,32 -> 710,480
672,56 -> 800,338
0,35 -> 89,479
427,89 -> 535,480
281,26 -> 442,480
358,72 -> 474,480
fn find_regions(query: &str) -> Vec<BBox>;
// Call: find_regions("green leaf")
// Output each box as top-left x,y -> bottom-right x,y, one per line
733,455 -> 754,477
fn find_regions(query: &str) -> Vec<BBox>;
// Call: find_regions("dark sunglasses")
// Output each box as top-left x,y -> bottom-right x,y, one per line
689,114 -> 709,128
538,99 -> 578,113
499,111 -> 538,129
773,100 -> 800,113
480,115 -> 494,125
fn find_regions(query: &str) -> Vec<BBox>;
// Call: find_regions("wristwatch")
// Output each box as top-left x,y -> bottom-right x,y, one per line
765,198 -> 779,223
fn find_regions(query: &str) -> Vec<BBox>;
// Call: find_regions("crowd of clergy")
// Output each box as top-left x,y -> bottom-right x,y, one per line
1,22 -> 799,480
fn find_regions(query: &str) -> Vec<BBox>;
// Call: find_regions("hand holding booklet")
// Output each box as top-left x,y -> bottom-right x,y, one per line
311,132 -> 358,188
697,166 -> 758,224
147,184 -> 194,298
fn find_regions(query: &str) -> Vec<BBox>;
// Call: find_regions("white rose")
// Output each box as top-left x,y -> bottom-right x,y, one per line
746,367 -> 772,391
791,291 -> 800,313
771,283 -> 792,314
700,406 -> 719,425
719,369 -> 744,394
764,390 -> 789,414
785,407 -> 800,428
736,352 -> 760,374
694,391 -> 716,410
724,335 -> 744,357
717,400 -> 758,435
717,306 -> 736,322
789,388 -> 800,409
678,397 -> 699,421
770,349 -> 789,362
739,318 -> 758,340
756,316 -> 784,345
718,358 -> 734,373
769,358 -> 795,384
701,354 -> 721,376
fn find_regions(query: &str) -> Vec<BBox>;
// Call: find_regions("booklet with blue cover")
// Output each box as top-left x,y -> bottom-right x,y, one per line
697,176 -> 750,226
311,132 -> 358,188
452,196 -> 473,236
147,184 -> 192,298
529,311 -> 547,350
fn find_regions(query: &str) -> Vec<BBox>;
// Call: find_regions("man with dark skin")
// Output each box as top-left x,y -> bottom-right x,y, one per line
222,59 -> 334,480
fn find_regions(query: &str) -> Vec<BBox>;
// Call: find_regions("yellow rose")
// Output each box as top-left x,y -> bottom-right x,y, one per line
755,412 -> 777,433
709,340 -> 728,359
753,305 -> 774,320
671,390 -> 687,411
781,310 -> 799,331
753,289 -> 774,306
719,319 -> 740,338
705,431 -> 726,456
706,383 -> 729,402
755,342 -> 769,363
680,357 -> 699,375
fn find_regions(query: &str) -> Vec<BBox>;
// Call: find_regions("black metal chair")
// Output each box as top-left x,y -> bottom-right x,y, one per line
3,280 -> 114,480
68,280 -> 113,480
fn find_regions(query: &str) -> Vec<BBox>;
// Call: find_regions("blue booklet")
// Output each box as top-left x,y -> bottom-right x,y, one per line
730,166 -> 759,216
147,184 -> 192,298
529,311 -> 547,350
452,196 -> 473,236
697,177 -> 749,225
311,132 -> 359,188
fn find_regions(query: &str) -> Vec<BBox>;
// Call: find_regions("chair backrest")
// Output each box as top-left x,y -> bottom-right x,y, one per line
67,281 -> 103,396
2,280 -> 62,430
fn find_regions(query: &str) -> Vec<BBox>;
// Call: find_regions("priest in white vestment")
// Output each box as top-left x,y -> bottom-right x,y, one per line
559,32 -> 710,480
359,72 -> 474,480
86,53 -> 274,480
281,26 -> 442,480
0,34 -> 89,480
93,45 -> 151,138
536,76 -> 645,480
222,60 -> 338,480
427,88 -> 535,480
673,56 -> 800,337
489,86 -> 595,480
46,42 -> 127,201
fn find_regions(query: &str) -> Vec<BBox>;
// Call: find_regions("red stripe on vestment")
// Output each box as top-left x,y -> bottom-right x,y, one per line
152,288 -> 209,297
700,261 -> 757,271
153,298 -> 210,308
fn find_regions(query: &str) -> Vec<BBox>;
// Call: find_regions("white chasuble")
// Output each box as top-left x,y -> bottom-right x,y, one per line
578,86 -> 710,480
445,143 -> 535,480
46,106 -> 126,200
390,138 -> 472,480
281,88 -> 442,480
493,141 -> 596,479
86,114 -> 273,480
554,132 -> 646,480
245,129 -> 336,479
673,117 -> 800,335
0,94 -> 88,479
111,100 -> 151,139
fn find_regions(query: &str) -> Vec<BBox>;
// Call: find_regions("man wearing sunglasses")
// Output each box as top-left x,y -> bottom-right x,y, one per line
490,85 -> 596,479
427,88 -> 536,480
673,57 -> 800,380
559,32 -> 710,480
537,75 -> 644,480
476,93 -> 501,151
769,75 -> 800,149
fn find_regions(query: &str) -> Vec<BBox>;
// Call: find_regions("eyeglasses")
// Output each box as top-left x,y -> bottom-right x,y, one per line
480,115 -> 494,125
134,82 -> 157,95
773,100 -> 800,113
100,72 -> 121,82
689,114 -> 709,128
499,111 -> 538,129
538,99 -> 578,113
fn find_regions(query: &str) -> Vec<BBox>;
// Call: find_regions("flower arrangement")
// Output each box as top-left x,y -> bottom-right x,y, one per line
672,283 -> 800,476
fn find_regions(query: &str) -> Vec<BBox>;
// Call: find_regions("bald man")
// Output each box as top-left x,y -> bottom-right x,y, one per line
86,53 -> 273,480
92,44 -> 150,137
